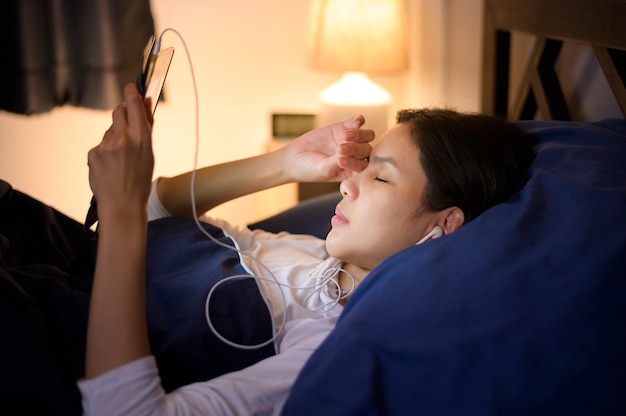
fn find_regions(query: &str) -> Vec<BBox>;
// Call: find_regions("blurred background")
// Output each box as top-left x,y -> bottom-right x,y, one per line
0,0 -> 484,226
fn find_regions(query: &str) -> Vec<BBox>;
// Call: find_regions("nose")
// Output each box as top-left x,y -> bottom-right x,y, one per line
339,174 -> 358,199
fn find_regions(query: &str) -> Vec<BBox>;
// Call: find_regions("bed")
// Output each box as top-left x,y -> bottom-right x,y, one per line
277,0 -> 626,414
1,0 -> 625,414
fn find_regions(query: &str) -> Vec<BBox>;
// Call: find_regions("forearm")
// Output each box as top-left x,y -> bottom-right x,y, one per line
157,115 -> 375,219
157,148 -> 291,218
85,208 -> 151,378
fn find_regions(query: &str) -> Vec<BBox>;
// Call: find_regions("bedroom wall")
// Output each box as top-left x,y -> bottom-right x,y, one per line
0,0 -> 484,226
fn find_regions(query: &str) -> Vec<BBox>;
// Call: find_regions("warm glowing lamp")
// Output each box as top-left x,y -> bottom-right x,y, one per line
308,0 -> 408,137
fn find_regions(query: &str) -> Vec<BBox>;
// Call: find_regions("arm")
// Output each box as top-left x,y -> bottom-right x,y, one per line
157,115 -> 375,218
85,84 -> 154,378
79,316 -> 338,415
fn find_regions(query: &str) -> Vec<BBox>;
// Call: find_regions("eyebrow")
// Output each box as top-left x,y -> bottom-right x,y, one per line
370,155 -> 399,169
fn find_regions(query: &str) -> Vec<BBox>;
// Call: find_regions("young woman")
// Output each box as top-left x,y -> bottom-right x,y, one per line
79,83 -> 534,415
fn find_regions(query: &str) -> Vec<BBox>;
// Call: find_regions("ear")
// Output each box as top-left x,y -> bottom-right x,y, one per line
440,207 -> 464,235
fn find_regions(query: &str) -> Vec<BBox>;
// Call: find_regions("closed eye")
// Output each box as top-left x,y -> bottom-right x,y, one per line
375,177 -> 388,183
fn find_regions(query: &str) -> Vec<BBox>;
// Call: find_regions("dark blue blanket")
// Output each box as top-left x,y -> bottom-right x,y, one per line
0,185 -> 274,415
282,120 -> 626,415
142,217 -> 275,392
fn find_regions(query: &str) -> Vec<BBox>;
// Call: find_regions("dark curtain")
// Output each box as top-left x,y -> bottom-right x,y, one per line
0,0 -> 155,115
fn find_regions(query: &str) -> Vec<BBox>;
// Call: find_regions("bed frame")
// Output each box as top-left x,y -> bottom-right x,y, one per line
482,0 -> 626,120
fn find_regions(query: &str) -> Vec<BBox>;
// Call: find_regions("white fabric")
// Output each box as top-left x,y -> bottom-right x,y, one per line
78,180 -> 343,415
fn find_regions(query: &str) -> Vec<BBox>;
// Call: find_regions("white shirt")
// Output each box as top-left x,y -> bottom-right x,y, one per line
78,181 -> 343,415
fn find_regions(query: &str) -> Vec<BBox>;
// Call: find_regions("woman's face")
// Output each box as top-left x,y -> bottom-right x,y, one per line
326,123 -> 442,270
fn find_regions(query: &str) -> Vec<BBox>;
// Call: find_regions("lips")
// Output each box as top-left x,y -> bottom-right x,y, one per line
331,206 -> 348,225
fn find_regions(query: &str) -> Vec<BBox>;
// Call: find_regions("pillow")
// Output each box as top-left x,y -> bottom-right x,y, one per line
282,119 -> 626,415
248,191 -> 341,238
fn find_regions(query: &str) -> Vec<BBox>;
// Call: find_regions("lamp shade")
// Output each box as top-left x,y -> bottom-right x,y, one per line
308,0 -> 408,74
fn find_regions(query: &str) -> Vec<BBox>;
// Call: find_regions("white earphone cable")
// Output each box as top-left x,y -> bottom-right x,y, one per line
157,28 -> 351,350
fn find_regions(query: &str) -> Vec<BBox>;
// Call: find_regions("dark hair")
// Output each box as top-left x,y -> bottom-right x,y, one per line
396,108 -> 536,223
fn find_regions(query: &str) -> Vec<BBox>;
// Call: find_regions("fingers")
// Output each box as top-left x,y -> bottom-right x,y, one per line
340,115 -> 375,144
91,83 -> 153,174
343,126 -> 375,144
337,139 -> 372,175
339,141 -> 371,160
143,97 -> 154,125
123,83 -> 150,131
332,114 -> 374,175
346,114 -> 365,129
88,84 -> 155,216
100,84 -> 152,149
340,119 -> 374,160
111,103 -> 129,134
338,155 -> 369,173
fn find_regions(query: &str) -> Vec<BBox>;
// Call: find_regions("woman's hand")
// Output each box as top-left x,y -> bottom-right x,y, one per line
85,83 -> 154,379
87,83 -> 154,223
283,115 -> 376,183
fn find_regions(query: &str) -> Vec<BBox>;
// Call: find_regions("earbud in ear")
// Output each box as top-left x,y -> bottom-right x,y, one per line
415,226 -> 443,245
430,226 -> 443,239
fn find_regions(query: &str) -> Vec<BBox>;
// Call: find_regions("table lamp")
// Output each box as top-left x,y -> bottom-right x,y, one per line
308,0 -> 408,137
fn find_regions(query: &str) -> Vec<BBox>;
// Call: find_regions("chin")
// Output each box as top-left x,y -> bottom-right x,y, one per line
324,231 -> 343,258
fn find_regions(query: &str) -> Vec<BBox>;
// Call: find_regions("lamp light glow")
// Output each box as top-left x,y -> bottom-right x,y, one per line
307,0 -> 408,136
318,72 -> 391,105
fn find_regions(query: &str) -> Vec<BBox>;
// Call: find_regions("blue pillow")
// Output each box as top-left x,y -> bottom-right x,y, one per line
249,192 -> 340,238
282,120 -> 626,415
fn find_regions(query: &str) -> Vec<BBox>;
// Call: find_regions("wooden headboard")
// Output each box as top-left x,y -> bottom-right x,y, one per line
481,0 -> 626,120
